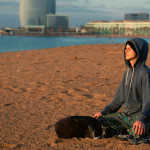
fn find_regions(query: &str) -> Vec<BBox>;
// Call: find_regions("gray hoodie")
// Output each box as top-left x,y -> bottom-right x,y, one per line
101,38 -> 150,124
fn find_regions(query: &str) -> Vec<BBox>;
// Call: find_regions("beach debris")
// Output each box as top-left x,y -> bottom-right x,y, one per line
54,138 -> 63,143
0,143 -> 19,149
46,125 -> 53,130
16,55 -> 21,58
73,56 -> 77,60
4,103 -> 13,107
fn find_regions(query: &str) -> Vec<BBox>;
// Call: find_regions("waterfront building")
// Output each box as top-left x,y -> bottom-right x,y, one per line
46,14 -> 69,28
20,0 -> 56,27
125,13 -> 149,21
82,20 -> 150,35
23,25 -> 45,33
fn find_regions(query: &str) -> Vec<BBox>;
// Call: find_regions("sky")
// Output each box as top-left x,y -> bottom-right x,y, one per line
0,0 -> 150,28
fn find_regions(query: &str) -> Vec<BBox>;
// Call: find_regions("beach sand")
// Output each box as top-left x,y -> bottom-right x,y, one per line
0,43 -> 150,150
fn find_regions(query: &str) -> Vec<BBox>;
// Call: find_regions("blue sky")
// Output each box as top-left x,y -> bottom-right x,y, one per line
0,0 -> 150,28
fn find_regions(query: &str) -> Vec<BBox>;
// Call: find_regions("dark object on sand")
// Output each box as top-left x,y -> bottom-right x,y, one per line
55,116 -> 103,139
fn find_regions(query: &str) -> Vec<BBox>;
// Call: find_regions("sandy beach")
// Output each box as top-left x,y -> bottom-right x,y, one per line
1,43 -> 150,150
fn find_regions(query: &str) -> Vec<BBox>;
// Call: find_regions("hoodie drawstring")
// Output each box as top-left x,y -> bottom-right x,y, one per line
125,67 -> 135,90
130,67 -> 134,90
125,68 -> 129,87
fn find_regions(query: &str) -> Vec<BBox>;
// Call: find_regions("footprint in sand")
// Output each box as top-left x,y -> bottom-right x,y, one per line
0,143 -> 19,149
93,93 -> 106,99
62,80 -> 74,83
13,88 -> 28,93
60,87 -> 92,99
73,75 -> 82,79
4,103 -> 13,107
61,90 -> 73,97
73,88 -> 82,92
38,86 -> 48,92
82,94 -> 94,99
61,89 -> 78,97
26,81 -> 49,92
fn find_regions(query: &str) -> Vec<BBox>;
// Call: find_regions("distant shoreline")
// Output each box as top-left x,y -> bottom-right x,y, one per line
6,32 -> 150,38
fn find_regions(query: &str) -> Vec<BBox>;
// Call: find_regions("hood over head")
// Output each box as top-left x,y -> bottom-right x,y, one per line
124,38 -> 149,68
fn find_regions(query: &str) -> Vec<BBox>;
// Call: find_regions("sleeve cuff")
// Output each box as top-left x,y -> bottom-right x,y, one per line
101,106 -> 111,115
138,113 -> 148,124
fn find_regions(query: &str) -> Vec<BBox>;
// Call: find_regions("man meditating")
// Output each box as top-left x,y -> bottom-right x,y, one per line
94,38 -> 150,144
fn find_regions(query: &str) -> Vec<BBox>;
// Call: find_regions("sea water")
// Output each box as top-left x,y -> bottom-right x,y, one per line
0,36 -> 150,53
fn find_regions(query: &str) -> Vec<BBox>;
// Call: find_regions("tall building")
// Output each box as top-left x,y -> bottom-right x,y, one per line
46,15 -> 69,28
125,13 -> 149,21
20,0 -> 56,27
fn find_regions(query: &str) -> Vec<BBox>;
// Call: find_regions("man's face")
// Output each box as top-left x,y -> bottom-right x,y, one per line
125,44 -> 137,61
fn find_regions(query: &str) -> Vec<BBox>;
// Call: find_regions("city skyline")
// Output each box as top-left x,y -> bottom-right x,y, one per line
0,0 -> 150,28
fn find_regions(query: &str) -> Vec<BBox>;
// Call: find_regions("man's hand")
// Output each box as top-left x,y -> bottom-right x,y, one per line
132,121 -> 145,135
93,112 -> 102,119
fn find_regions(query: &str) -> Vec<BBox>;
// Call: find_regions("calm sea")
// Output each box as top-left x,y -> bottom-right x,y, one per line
0,36 -> 150,53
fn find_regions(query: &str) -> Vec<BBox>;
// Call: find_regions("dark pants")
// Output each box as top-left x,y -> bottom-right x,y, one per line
98,112 -> 150,137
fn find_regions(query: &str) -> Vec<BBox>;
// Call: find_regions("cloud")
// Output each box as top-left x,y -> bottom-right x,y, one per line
0,0 -> 20,27
57,0 -> 149,14
56,0 -> 120,26
0,1 -> 19,15
56,0 -> 110,17
56,0 -> 150,27
0,0 -> 19,3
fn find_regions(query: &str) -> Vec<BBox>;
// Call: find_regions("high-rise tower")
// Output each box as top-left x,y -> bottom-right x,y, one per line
20,0 -> 56,27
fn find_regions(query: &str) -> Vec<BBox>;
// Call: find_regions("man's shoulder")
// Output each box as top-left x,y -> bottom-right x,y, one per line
143,65 -> 150,73
139,65 -> 150,77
